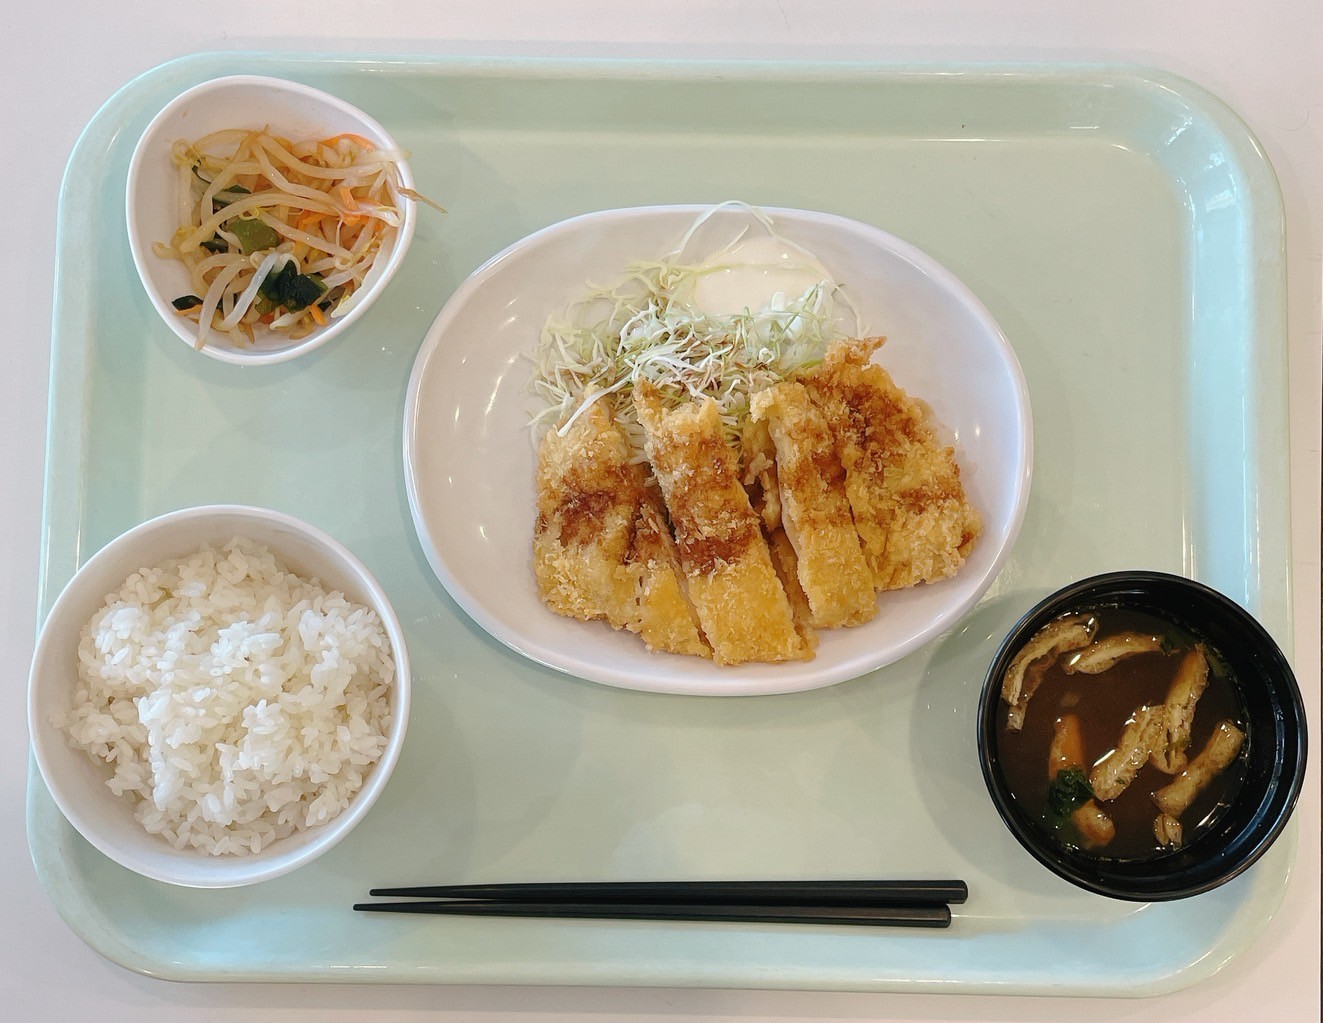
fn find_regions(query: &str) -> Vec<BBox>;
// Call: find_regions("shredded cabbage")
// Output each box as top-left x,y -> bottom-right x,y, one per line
532,203 -> 858,453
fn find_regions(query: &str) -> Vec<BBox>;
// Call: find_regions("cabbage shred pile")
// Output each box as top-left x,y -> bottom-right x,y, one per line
532,214 -> 853,454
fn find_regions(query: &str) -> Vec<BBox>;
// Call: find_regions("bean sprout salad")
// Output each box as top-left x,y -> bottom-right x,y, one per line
155,128 -> 439,349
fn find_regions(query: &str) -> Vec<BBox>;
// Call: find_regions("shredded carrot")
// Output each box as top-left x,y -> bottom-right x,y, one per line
337,186 -> 360,212
309,304 -> 327,326
320,133 -> 376,150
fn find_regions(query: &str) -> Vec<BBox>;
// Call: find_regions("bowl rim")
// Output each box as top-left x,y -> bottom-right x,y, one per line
976,570 -> 1308,901
27,503 -> 411,887
125,74 -> 417,366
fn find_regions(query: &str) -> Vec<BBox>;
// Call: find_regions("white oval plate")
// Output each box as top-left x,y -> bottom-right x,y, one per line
404,205 -> 1032,696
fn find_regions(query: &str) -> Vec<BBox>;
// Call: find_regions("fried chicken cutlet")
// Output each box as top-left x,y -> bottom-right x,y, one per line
799,338 -> 980,591
628,490 -> 712,657
634,383 -> 809,665
533,401 -> 708,657
738,417 -> 781,533
751,381 -> 876,629
766,526 -> 820,652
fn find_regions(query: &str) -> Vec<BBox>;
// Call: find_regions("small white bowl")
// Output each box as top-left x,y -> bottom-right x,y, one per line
28,505 -> 411,888
126,76 -> 417,365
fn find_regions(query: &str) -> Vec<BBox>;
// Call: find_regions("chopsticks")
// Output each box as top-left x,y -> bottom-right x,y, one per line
365,879 -> 967,904
354,880 -> 966,929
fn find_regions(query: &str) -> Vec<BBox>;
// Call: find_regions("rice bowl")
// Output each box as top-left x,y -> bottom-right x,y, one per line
28,506 -> 410,887
63,537 -> 394,856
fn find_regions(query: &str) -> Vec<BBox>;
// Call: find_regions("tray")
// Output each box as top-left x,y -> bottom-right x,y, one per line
28,53 -> 1292,993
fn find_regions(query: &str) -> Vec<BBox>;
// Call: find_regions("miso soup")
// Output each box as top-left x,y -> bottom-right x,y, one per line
997,607 -> 1247,860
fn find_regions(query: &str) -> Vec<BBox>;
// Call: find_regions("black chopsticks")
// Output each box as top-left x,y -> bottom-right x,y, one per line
354,879 -> 966,929
365,879 -> 966,904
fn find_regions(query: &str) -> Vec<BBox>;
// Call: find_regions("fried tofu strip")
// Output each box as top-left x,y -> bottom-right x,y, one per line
635,385 -> 808,665
751,381 -> 876,629
1150,645 -> 1210,774
1090,705 -> 1164,801
1062,631 -> 1165,674
1153,720 -> 1246,818
1001,613 -> 1098,730
533,402 -> 644,630
799,337 -> 981,593
533,402 -> 708,657
1154,813 -> 1184,848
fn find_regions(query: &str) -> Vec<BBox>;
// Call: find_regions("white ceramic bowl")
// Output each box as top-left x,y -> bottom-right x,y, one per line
126,75 -> 417,365
404,204 -> 1033,696
28,505 -> 411,887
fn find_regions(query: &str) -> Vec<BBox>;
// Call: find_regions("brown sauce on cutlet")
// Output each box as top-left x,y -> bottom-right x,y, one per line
899,482 -> 956,514
676,519 -> 759,575
554,489 -> 617,546
553,464 -> 638,546
653,414 -> 762,575
777,443 -> 846,495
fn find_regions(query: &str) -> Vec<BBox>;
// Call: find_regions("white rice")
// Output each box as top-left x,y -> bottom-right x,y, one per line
60,537 -> 394,856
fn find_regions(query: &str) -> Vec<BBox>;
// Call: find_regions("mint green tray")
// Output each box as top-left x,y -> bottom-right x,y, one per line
29,54 -> 1292,993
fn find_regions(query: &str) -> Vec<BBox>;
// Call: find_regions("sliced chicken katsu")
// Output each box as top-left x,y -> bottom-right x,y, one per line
738,417 -> 781,533
626,490 -> 711,658
634,384 -> 808,665
799,337 -> 981,593
533,401 -> 707,657
533,402 -> 640,628
766,527 -> 820,653
751,381 -> 876,629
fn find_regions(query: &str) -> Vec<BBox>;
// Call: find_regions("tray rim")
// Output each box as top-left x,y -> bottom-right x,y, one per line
29,51 -> 1292,994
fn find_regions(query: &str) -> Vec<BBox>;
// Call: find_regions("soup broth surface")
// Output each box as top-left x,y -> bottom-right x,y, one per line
998,607 -> 1247,860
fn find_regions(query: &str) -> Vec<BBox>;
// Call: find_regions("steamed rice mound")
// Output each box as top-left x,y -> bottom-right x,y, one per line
61,537 -> 394,856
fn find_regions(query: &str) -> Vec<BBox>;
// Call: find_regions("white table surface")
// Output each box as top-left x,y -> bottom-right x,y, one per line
4,3 -> 1318,1019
